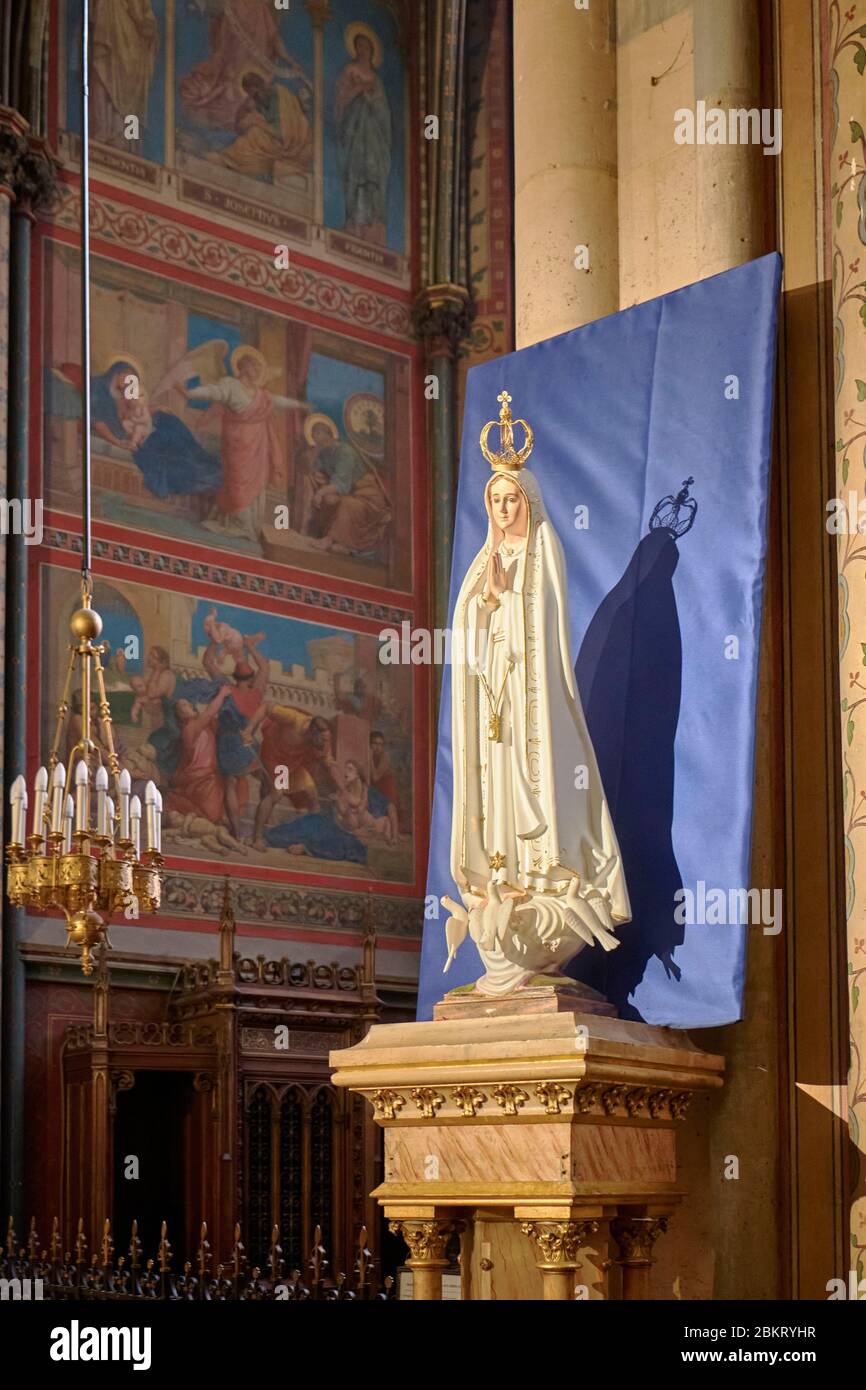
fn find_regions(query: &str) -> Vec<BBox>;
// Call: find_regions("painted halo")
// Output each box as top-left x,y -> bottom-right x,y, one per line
230,344 -> 269,380
344,21 -> 383,67
343,392 -> 385,459
101,353 -> 147,389
303,412 -> 340,446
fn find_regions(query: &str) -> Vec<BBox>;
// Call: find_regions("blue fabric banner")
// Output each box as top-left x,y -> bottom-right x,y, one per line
418,254 -> 782,1027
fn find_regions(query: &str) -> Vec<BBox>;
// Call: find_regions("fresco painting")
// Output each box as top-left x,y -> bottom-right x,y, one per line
63,0 -> 406,256
325,8 -> 400,249
42,568 -> 415,885
43,243 -> 410,589
175,0 -> 315,220
64,0 -> 168,164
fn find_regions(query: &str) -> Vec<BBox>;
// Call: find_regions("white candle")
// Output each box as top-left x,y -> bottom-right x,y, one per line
50,764 -> 66,835
105,795 -> 115,845
144,781 -> 157,853
74,761 -> 89,834
154,788 -> 163,854
95,765 -> 108,837
118,768 -> 131,842
62,795 -> 74,854
130,794 -> 142,858
32,766 -> 48,845
10,775 -> 27,847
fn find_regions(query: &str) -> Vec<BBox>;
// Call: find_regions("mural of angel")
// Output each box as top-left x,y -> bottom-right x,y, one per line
334,22 -> 392,245
168,342 -> 310,543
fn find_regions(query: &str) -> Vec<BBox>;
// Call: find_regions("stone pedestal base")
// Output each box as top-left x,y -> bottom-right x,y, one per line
330,1010 -> 723,1299
434,978 -> 616,1021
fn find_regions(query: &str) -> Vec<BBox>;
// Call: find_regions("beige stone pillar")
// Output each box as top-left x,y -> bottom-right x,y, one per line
513,0 -> 618,347
693,0 -> 763,279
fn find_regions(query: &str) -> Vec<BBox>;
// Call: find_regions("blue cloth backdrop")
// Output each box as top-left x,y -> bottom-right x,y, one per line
418,254 -> 782,1027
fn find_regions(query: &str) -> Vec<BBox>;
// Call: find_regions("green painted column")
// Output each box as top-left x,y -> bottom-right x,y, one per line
414,286 -> 472,641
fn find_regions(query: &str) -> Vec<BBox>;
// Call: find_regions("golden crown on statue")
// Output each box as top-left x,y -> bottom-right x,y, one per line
480,391 -> 534,471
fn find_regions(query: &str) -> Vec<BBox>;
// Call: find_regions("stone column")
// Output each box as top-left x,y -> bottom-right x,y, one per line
414,286 -> 473,641
388,1216 -> 463,1300
693,0 -> 763,280
610,1213 -> 671,1300
513,0 -> 618,347
827,1 -> 866,1276
416,2 -> 474,644
1,134 -> 56,1225
521,1219 -> 599,1301
0,108 -> 26,1220
0,108 -> 27,808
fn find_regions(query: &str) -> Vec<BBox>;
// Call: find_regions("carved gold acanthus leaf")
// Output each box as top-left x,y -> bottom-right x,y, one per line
388,1219 -> 464,1265
450,1085 -> 488,1116
411,1086 -> 445,1118
362,1080 -> 693,1123
371,1089 -> 405,1121
610,1215 -> 671,1264
535,1082 -> 573,1115
574,1082 -> 602,1114
493,1084 -> 529,1116
521,1220 -> 599,1267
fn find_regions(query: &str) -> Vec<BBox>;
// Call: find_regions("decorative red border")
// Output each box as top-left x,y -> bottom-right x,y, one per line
29,1 -> 433,918
29,545 -> 431,900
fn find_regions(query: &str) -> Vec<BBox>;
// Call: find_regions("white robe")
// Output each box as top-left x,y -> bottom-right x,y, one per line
450,468 -> 630,927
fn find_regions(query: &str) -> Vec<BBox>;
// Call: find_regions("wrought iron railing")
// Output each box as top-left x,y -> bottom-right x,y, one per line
1,1217 -> 394,1301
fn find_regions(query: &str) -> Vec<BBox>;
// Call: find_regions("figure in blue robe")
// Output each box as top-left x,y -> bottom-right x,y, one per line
90,363 -> 221,498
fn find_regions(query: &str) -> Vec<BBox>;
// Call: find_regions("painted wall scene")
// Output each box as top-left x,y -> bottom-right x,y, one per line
60,0 -> 409,275
42,242 -> 411,589
41,567 -> 416,885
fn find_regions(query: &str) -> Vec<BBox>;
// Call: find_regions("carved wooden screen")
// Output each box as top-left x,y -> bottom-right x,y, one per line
244,1081 -> 342,1275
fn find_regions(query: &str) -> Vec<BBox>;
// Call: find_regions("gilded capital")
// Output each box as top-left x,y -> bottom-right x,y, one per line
12,136 -> 59,216
389,1219 -> 464,1266
610,1215 -> 671,1265
412,283 -> 475,358
521,1220 -> 599,1268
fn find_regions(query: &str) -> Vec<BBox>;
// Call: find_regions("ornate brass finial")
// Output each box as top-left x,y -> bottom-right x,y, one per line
480,390 -> 534,471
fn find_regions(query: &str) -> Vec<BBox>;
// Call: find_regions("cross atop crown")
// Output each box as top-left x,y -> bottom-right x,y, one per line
480,390 -> 534,471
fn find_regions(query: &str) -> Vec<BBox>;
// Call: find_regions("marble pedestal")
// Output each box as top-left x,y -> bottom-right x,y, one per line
330,1011 -> 724,1300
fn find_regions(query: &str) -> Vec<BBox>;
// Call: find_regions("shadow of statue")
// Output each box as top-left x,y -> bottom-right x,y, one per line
568,487 -> 696,1019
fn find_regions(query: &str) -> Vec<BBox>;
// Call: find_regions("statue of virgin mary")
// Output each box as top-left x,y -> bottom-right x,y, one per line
442,392 -> 631,996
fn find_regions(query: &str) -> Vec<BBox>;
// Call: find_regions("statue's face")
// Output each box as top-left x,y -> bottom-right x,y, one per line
488,477 -> 527,537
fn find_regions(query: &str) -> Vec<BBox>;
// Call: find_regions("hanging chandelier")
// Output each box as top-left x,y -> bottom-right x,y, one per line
4,0 -> 162,974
